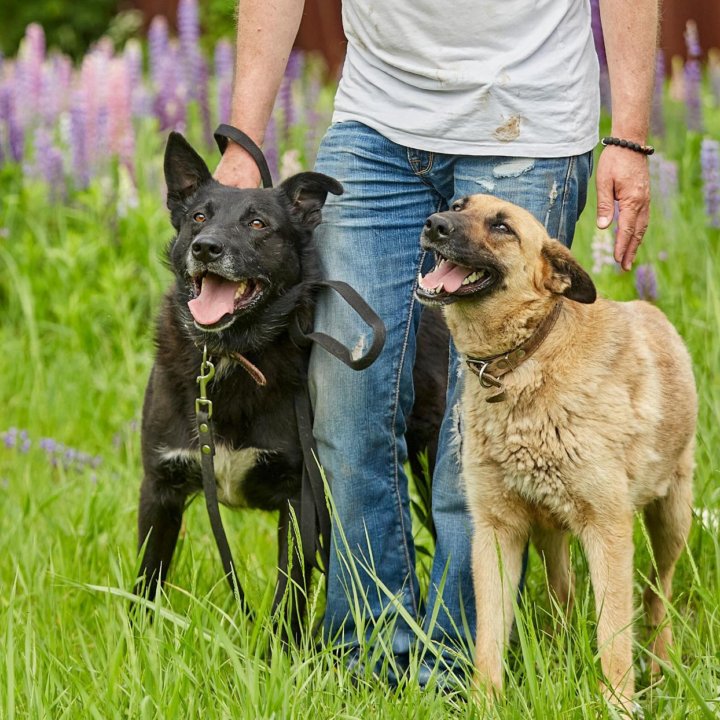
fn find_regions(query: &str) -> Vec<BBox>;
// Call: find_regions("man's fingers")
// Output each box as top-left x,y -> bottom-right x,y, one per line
596,173 -> 615,229
614,207 -> 637,265
616,208 -> 649,270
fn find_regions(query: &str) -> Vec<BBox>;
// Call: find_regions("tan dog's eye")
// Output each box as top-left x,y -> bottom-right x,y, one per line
451,202 -> 464,212
492,222 -> 512,234
250,219 -> 266,229
193,212 -> 206,223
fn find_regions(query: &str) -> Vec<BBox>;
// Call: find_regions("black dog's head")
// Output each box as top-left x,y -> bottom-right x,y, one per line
163,132 -> 343,352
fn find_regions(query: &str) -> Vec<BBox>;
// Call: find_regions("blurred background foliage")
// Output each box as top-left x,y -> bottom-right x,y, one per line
0,0 -> 236,59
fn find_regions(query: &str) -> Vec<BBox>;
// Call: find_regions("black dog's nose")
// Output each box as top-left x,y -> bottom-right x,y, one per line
191,236 -> 224,264
424,214 -> 453,241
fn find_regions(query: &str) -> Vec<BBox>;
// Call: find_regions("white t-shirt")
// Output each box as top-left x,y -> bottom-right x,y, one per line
333,0 -> 600,157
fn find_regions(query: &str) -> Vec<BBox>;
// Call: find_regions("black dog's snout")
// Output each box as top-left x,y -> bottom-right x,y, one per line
191,236 -> 224,264
424,213 -> 453,241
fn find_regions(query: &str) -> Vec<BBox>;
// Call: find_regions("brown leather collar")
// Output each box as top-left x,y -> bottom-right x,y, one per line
465,301 -> 562,403
229,351 -> 267,386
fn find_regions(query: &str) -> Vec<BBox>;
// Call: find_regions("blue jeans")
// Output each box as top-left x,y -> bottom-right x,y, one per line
309,121 -> 592,664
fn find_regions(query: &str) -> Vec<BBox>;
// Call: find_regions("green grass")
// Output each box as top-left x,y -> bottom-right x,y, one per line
1,105 -> 720,717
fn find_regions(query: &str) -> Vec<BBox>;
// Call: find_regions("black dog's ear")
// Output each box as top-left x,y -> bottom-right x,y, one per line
279,172 -> 344,229
541,240 -> 597,303
164,132 -> 213,211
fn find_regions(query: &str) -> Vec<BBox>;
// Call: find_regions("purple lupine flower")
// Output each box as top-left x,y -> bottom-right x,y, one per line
15,24 -> 46,126
589,0 -> 610,111
79,43 -> 113,177
278,50 -> 303,141
650,50 -> 665,138
178,0 -> 201,67
214,39 -> 234,125
3,429 -> 29,453
69,88 -> 90,189
589,0 -> 606,69
42,53 -> 72,127
263,116 -> 279,182
37,433 -> 104,474
303,74 -> 326,166
635,264 -> 658,301
700,138 -> 720,228
649,152 -> 678,214
683,21 -> 703,132
123,39 -> 150,117
107,58 -> 135,175
178,0 -> 211,142
196,54 -> 213,145
40,437 -> 59,453
7,97 -> 25,163
214,38 -> 234,80
178,0 -> 203,94
153,42 -> 188,132
591,231 -> 616,274
3,428 -> 17,448
27,126 -> 65,193
148,15 -> 170,89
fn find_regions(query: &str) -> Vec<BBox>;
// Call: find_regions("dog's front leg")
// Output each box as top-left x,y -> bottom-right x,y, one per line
135,476 -> 185,599
581,517 -> 636,710
471,515 -> 529,696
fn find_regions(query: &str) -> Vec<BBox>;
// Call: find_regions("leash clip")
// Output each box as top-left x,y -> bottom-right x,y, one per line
466,359 -> 507,403
196,345 -> 215,418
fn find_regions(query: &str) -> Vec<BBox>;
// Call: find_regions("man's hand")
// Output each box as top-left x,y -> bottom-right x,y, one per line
214,141 -> 262,189
595,146 -> 651,271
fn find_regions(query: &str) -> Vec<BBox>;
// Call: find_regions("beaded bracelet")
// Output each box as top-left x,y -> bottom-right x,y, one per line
601,136 -> 655,156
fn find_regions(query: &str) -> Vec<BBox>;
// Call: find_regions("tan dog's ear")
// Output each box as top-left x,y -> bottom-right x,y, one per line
541,241 -> 597,303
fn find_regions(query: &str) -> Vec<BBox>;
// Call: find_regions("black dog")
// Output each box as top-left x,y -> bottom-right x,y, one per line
136,132 -> 446,634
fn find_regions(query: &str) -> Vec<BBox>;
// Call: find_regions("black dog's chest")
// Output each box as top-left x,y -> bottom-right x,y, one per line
150,360 -> 304,511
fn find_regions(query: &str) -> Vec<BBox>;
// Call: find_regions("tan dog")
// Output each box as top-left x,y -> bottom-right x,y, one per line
415,194 -> 696,711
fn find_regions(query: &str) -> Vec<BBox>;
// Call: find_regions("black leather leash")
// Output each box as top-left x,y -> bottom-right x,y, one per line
194,353 -> 251,614
193,125 -> 386,603
214,123 -> 274,189
289,280 -> 387,573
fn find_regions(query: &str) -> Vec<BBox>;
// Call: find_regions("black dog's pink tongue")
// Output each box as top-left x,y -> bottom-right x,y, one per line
419,261 -> 472,293
188,275 -> 239,326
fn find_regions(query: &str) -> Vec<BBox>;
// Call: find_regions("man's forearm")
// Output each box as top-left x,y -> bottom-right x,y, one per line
599,0 -> 659,142
229,0 -> 306,145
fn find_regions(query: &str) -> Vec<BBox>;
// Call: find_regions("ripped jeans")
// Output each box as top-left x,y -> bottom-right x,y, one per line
309,120 -> 592,663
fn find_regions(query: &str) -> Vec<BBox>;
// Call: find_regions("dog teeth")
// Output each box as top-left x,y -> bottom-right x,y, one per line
462,270 -> 485,286
234,280 -> 248,299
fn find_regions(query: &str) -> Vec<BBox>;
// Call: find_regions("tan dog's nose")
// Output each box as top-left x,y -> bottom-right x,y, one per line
424,213 -> 454,242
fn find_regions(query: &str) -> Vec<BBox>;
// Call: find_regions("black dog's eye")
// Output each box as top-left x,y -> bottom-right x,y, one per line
249,219 -> 266,229
193,212 -> 206,223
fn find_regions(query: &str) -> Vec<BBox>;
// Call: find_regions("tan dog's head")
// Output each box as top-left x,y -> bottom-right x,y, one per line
416,194 -> 596,307
415,194 -> 596,353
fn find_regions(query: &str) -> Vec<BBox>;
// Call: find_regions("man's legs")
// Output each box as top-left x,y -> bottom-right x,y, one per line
310,121 -> 443,659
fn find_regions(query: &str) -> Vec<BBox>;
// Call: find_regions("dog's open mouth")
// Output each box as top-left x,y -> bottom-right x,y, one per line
187,273 -> 265,328
416,253 -> 498,304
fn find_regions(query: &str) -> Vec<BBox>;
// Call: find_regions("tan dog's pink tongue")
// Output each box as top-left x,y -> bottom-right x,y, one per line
188,275 -> 239,325
419,261 -> 472,293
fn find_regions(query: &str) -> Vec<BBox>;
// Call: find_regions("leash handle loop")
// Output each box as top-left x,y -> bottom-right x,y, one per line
290,280 -> 386,371
214,124 -> 274,189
